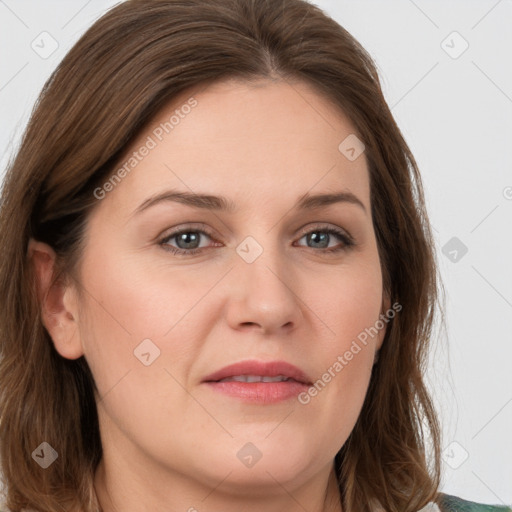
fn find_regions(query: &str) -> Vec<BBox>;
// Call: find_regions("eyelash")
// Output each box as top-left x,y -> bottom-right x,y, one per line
158,224 -> 355,256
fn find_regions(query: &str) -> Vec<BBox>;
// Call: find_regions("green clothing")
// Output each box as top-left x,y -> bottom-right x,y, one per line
437,493 -> 512,512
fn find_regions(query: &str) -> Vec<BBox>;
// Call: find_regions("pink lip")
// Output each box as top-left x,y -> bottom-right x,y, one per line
201,360 -> 312,404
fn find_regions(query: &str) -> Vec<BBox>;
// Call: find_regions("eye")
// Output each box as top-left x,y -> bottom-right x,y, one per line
158,224 -> 355,256
159,225 -> 217,255
294,225 -> 355,253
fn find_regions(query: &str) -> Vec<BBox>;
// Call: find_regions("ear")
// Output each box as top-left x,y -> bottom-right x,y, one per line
27,238 -> 84,360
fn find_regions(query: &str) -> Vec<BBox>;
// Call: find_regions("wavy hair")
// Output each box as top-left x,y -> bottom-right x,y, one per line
0,0 -> 445,510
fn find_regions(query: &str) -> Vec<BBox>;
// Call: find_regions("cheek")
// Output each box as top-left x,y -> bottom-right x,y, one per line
78,243 -> 208,343
307,254 -> 384,351
294,258 -> 383,432
75,263 -> 199,439
76,244 -> 219,402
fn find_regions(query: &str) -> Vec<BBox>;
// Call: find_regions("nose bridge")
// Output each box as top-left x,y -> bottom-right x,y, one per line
235,231 -> 287,285
228,231 -> 302,332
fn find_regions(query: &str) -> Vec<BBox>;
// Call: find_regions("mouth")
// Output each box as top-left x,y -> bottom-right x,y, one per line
202,359 -> 312,385
201,360 -> 312,404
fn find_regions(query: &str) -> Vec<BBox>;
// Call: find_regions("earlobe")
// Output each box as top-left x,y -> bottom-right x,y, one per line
27,238 -> 84,360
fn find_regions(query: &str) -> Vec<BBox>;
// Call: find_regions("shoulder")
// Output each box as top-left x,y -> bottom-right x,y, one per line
435,492 -> 512,512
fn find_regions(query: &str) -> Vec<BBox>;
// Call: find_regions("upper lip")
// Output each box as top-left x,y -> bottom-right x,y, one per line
202,360 -> 312,385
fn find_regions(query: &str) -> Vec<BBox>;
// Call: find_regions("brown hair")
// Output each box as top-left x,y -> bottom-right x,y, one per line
0,0 -> 445,510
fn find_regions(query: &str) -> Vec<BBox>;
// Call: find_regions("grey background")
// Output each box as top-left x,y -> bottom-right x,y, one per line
1,0 -> 511,506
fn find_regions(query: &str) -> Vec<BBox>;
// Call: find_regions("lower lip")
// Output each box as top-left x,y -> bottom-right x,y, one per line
203,380 -> 310,403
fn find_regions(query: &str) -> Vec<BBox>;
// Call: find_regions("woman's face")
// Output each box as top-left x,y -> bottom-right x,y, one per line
52,79 -> 389,493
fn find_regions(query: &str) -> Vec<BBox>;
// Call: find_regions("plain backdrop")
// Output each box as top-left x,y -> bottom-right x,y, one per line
1,0 -> 511,506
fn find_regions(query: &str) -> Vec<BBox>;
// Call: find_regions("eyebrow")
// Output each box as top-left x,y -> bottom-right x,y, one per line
131,188 -> 367,217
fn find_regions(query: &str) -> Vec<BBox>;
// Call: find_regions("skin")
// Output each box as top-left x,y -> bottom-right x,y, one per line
29,78 -> 390,512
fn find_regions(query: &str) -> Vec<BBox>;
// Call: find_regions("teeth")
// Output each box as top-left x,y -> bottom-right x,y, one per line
218,375 -> 291,383
261,375 -> 290,383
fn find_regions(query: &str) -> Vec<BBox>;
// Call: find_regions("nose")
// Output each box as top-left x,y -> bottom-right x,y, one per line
225,240 -> 304,335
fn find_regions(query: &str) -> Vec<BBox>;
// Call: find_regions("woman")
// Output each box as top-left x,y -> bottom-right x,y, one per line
0,1 -> 509,511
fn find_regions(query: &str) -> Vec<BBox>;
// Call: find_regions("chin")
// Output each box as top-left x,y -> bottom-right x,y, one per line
193,434 -> 325,492
207,457 -> 318,497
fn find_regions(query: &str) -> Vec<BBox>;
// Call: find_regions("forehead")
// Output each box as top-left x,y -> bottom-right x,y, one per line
96,78 -> 370,218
